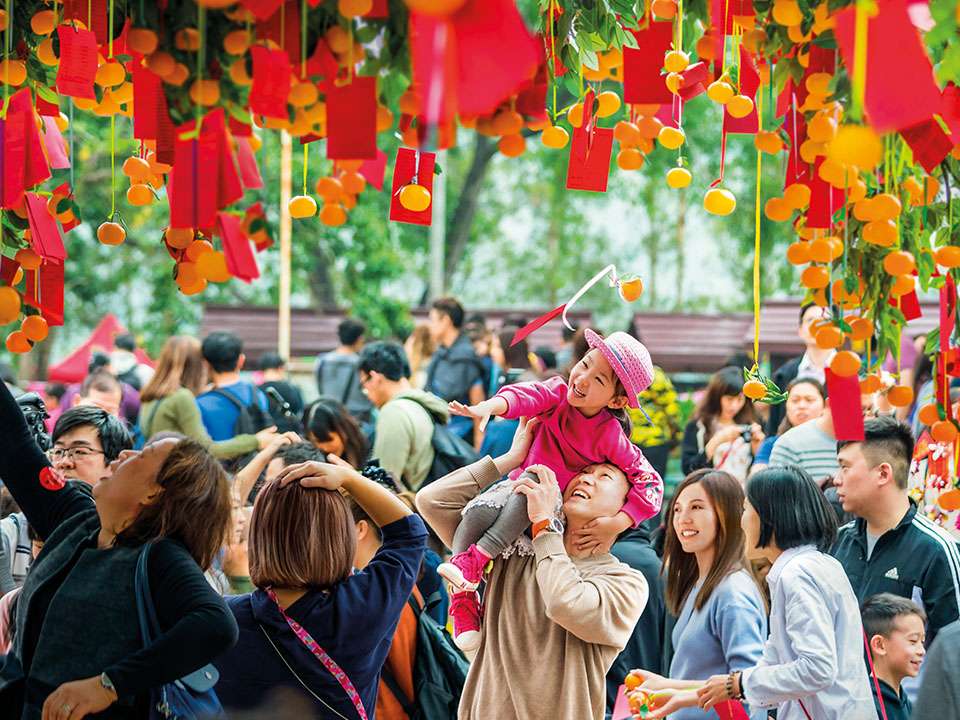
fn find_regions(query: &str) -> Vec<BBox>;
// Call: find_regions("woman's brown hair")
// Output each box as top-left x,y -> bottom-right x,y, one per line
661,468 -> 762,616
140,335 -> 207,402
114,438 -> 232,570
691,366 -> 758,441
247,478 -> 356,589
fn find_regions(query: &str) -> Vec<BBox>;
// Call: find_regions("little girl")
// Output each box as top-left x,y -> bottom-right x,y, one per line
440,329 -> 663,650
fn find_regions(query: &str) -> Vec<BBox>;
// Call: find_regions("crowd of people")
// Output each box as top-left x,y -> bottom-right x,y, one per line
0,297 -> 957,720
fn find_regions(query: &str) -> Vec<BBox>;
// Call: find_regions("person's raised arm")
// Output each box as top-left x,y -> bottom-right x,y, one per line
230,432 -> 299,504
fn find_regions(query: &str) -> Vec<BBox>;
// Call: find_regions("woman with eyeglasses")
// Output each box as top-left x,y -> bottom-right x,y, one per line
0,378 -> 238,719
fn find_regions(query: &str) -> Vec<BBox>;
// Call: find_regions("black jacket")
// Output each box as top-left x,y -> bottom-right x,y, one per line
765,355 -> 802,437
872,678 -> 911,720
830,501 -> 960,643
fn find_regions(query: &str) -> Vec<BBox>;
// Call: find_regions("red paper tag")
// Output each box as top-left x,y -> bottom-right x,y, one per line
168,128 -> 220,229
236,137 -> 264,189
25,260 -> 64,326
723,46 -> 760,134
571,87 -> 596,163
304,36 -> 340,80
611,684 -> 632,720
623,22 -> 674,104
36,92 -> 60,117
566,126 -> 614,192
655,102 -> 681,129
450,0 -> 540,116
229,115 -> 253,136
218,212 -> 259,283
900,118 -> 952,174
62,0 -> 109,44
834,0 -> 941,133
411,13 -> 459,127
511,304 -> 565,346
56,26 -> 98,99
256,0 -> 300,65
940,83 -> 960,137
678,61 -> 710,102
132,60 -> 160,140
890,289 -> 922,321
825,367 -> 865,442
807,158 -> 845,229
155,85 -> 176,165
10,89 -> 53,191
251,46 -> 292,119
39,466 -> 66,491
0,109 -> 28,209
364,0 -> 388,16
713,700 -> 750,720
389,147 -> 435,225
0,256 -> 19,287
359,149 -> 388,192
41,117 -> 70,170
326,76 -> 378,159
24,192 -> 66,260
784,109 -> 811,188
239,0 -> 285,20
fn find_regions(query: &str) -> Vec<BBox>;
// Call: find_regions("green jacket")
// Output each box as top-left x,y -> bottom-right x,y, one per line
372,389 -> 449,492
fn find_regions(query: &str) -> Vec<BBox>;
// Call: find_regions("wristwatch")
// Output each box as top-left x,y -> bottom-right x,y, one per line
101,671 -> 117,697
532,517 -> 564,538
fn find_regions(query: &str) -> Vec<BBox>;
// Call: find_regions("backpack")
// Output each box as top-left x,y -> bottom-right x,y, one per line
405,398 -> 481,486
211,383 -> 275,436
381,593 -> 470,720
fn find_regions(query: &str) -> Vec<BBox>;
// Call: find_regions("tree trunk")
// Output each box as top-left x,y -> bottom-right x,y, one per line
674,189 -> 687,308
442,134 -> 499,287
644,183 -> 659,307
309,243 -> 338,307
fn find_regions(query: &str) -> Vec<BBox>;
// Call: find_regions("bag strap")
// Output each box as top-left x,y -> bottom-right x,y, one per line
134,542 -> 163,644
864,626 -> 890,720
380,666 -> 416,718
143,397 -> 165,439
265,586 -> 368,720
210,387 -> 246,409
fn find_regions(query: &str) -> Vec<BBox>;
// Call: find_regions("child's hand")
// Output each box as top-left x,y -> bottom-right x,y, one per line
571,511 -> 632,554
448,400 -> 493,431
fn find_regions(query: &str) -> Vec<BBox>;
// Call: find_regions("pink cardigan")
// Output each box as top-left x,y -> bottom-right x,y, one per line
497,376 -> 663,526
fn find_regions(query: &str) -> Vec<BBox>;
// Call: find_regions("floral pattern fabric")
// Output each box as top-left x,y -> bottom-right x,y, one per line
908,430 -> 960,540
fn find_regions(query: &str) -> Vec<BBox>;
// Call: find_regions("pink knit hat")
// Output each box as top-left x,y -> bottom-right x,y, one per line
584,329 -> 654,409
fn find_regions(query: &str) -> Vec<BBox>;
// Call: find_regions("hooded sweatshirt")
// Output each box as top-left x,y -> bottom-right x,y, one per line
372,389 -> 450,492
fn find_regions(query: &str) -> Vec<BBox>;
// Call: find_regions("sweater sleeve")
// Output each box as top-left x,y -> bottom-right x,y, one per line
104,539 -> 239,697
415,456 -> 503,550
0,381 -> 92,540
713,592 -> 767,673
164,390 -> 258,460
372,403 -> 416,483
681,420 -> 710,474
532,532 -> 648,647
496,377 -> 566,419
598,425 -> 663,526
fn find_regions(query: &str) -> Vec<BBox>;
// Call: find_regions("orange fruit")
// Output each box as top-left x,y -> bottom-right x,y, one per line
727,94 -> 754,118
0,59 -> 26,86
542,125 -> 570,149
319,203 -> 348,226
620,278 -> 643,302
97,221 -> 126,246
918,403 -> 941,427
315,176 -> 344,203
696,32 -> 717,61
95,60 -> 126,87
765,197 -> 792,222
860,374 -> 882,394
807,113 -> 837,143
492,110 -> 524,136
808,238 -> 833,264
288,195 -> 318,218
743,380 -> 767,399
772,0 -> 803,25
165,227 -> 195,250
815,324 -> 844,349
636,115 -> 663,139
890,274 -> 916,297
0,286 -> 21,325
852,197 -> 875,222
190,79 -> 220,106
12,268 -> 22,285
783,183 -> 811,210
146,51 -> 176,77
872,193 -> 902,220
196,250 -> 231,283
37,39 -> 59,66
399,184 -> 431,212
828,124 -> 882,169
126,184 -> 153,206
883,251 -> 915,276
786,241 -> 810,265
229,58 -> 252,86
337,171 -> 364,195
938,488 -> 960,511
830,351 -> 861,378
16,248 -> 42,271
617,148 -> 644,171
30,9 -> 56,34
936,246 -> 960,268
754,131 -> 784,154
931,420 -> 958,443
376,105 -> 394,132
567,103 -> 584,128
707,80 -> 734,104
704,188 -> 736,216
651,0 -> 678,19
498,134 -> 526,157
175,28 -> 201,51
21,315 -> 48,342
128,27 -> 159,55
403,0 -> 467,13
289,81 -> 319,108
179,278 -> 208,296
122,156 -> 151,181
862,219 -> 897,247
398,89 -> 420,116
658,127 -> 685,149
666,167 -> 691,188
613,121 -> 640,145
848,317 -> 873,341
5,331 -> 30,354
339,0 -> 374,16
663,51 -> 690,73
185,239 -> 214,263
175,262 -> 200,288
625,673 -> 642,691
596,91 -> 622,118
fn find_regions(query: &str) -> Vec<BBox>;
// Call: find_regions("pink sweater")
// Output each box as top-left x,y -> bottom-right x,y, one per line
497,376 -> 663,526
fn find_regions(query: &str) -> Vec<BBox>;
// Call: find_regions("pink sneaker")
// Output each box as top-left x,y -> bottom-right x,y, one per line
437,544 -> 488,592
449,591 -> 483,652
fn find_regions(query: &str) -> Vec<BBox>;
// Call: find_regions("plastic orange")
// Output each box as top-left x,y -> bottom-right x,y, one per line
0,286 -> 21,325
288,195 -> 318,218
704,188 -> 736,216
815,325 -> 844,349
196,250 -> 231,283
938,489 -> 960,511
122,156 -> 151,181
315,176 -> 344,203
848,317 -> 873,341
97,222 -> 126,246
658,127 -> 685,149
5,331 -> 30,354
651,0 -> 677,19
21,315 -> 48,342
128,28 -> 159,55
754,131 -> 784,154
890,274 -> 916,297
808,238 -> 832,264
917,403 -> 941,427
541,125 -> 570,149
666,167 -> 692,188
830,351 -> 861,378
126,184 -> 153,206
883,251 -> 915,276
15,248 -> 42,271
765,198 -> 792,222
871,193 -> 902,220
828,125 -> 883,169
727,95 -> 754,118
596,91 -> 622,118
146,51 -> 176,77
862,220 -> 897,247
931,420 -> 958,443
707,81 -> 734,104
936,246 -> 960,268
320,203 -> 348,226
786,241 -> 810,265
498,134 -> 526,157
743,380 -> 767,399
37,39 -> 59,66
617,149 -> 644,171
399,184 -> 431,212
185,240 -> 214,263
340,171 -> 367,195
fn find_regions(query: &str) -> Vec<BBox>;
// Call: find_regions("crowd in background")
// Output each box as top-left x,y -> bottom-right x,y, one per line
0,296 -> 957,720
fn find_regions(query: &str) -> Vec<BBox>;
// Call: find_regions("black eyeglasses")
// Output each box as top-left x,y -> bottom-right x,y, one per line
46,447 -> 106,462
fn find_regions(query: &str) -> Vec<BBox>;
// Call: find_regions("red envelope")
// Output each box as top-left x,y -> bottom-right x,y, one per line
359,149 -> 388,192
566,126 -> 614,193
239,0 -> 285,21
624,22 -> 674,104
36,93 -> 60,117
41,117 -> 70,170
611,683 -> 632,720
410,13 -> 459,127
0,108 -> 28,209
56,26 -> 98,99
365,0 -> 389,17
62,0 -> 108,44
941,84 -> 960,137
890,290 -> 922,321
24,260 -> 64,327
11,90 -> 52,191
251,46 -> 292,119
900,118 -> 952,174
389,147 -> 436,225
807,158 -> 845,229
218,212 -> 259,283
806,45 -> 836,75
784,109 -> 811,188
217,131 -> 244,211
327,76 -> 378,159
132,60 -> 160,140
713,700 -> 750,720
0,256 -> 19,287
168,128 -> 220,229
572,87 -> 596,163
304,36 -> 340,80
24,193 -> 66,261
723,46 -> 760,134
257,0 -> 300,66
236,137 -> 264,189
834,0 -> 941,133
678,61 -> 710,102
656,101 -> 681,129
450,0 -> 540,116
825,367 -> 865,441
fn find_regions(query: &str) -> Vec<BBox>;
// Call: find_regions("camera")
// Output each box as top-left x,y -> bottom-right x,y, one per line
740,425 -> 753,443
16,392 -> 51,452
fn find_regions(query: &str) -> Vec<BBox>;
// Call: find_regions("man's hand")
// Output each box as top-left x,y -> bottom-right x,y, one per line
254,426 -> 280,450
571,511 -> 631,554
493,416 -> 539,472
513,464 -> 559,523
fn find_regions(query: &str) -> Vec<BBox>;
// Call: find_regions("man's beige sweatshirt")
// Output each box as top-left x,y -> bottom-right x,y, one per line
416,457 -> 648,720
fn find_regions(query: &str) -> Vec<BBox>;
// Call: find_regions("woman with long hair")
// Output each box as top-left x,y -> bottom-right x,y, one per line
681,366 -> 764,481
302,397 -> 370,469
404,325 -> 435,390
634,469 -> 767,719
0,380 -> 238,719
213,456 -> 427,717
139,336 -> 281,460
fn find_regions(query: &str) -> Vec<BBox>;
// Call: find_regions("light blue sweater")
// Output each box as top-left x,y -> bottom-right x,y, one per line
669,568 -> 768,720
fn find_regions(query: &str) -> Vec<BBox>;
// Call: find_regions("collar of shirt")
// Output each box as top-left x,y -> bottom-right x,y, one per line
853,499 -> 918,549
797,350 -> 836,383
766,544 -> 818,587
